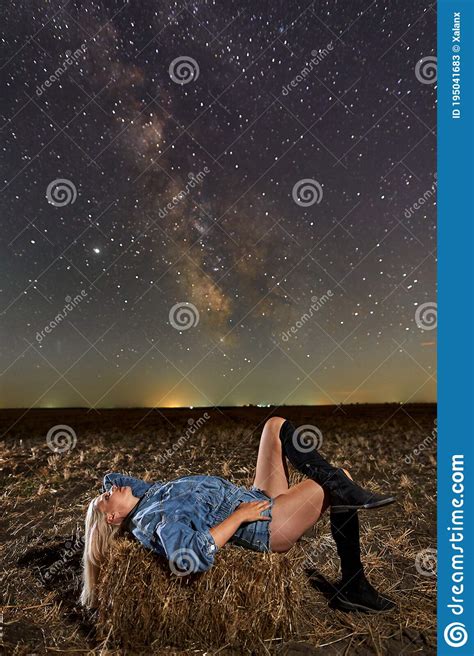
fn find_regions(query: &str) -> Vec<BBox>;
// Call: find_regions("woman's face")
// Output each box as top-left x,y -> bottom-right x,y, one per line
95,485 -> 137,525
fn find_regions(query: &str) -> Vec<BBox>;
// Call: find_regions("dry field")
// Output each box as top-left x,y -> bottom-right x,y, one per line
1,404 -> 436,655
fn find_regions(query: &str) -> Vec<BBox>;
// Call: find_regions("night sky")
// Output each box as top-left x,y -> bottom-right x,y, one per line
0,1 -> 437,409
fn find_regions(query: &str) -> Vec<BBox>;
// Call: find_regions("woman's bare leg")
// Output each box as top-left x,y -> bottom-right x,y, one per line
252,416 -> 290,497
251,417 -> 329,551
259,423 -> 396,613
269,480 -> 329,552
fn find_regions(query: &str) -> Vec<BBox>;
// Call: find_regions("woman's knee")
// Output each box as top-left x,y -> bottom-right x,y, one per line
264,416 -> 287,436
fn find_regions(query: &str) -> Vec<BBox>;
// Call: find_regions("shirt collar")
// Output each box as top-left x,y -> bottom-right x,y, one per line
121,497 -> 143,533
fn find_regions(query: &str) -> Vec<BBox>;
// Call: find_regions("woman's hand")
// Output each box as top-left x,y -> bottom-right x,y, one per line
209,500 -> 271,548
235,500 -> 271,523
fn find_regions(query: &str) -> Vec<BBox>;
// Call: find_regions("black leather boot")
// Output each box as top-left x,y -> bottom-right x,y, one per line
279,419 -> 396,512
333,571 -> 396,613
330,510 -> 396,613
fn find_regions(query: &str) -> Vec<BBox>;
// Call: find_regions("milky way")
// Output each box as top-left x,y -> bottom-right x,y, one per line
0,1 -> 437,408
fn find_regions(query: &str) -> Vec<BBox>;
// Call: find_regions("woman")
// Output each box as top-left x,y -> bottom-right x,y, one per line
81,417 -> 396,613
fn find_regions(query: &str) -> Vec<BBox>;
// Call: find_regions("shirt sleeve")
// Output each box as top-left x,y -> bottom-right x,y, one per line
101,472 -> 152,498
154,517 -> 218,573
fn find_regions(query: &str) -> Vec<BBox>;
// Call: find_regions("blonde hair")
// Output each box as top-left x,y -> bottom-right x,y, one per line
80,495 -> 121,608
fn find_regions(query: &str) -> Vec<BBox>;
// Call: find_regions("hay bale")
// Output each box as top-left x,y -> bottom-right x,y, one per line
97,536 -> 312,653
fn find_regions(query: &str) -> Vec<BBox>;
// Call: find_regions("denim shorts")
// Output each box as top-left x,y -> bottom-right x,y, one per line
229,485 -> 274,553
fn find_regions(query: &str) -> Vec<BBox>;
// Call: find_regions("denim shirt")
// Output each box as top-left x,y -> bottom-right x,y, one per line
102,472 -> 249,573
